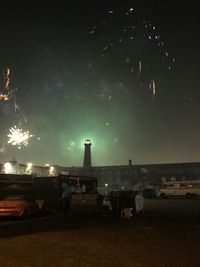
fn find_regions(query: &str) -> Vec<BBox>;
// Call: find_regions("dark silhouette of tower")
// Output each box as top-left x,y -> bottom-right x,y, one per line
83,139 -> 92,167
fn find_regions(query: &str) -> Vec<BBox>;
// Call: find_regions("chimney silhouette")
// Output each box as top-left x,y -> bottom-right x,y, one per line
83,139 -> 92,167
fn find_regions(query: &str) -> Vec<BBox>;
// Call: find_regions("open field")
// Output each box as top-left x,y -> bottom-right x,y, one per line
0,199 -> 199,267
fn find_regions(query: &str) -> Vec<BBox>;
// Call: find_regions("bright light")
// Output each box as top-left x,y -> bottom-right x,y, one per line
26,162 -> 33,174
79,136 -> 95,150
7,126 -> 33,148
105,183 -> 108,196
4,162 -> 13,174
49,166 -> 55,176
27,162 -> 32,168
84,139 -> 91,145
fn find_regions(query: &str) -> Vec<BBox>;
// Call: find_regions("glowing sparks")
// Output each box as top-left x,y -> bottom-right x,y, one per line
138,61 -> 142,79
108,95 -> 112,101
0,68 -> 14,102
0,143 -> 5,153
5,68 -> 10,90
7,126 -> 33,149
1,68 -> 33,151
0,93 -> 9,101
89,10 -> 175,101
150,80 -> 156,99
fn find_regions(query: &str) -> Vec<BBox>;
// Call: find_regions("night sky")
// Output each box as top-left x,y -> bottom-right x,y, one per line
0,0 -> 200,167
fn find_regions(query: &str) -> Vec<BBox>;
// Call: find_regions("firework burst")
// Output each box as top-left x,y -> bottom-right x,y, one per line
7,126 -> 33,149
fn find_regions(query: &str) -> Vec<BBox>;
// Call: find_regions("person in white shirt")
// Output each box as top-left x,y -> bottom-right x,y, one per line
81,183 -> 86,193
135,192 -> 144,214
61,182 -> 71,210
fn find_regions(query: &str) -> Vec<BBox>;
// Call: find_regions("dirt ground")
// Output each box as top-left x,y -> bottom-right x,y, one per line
0,199 -> 199,267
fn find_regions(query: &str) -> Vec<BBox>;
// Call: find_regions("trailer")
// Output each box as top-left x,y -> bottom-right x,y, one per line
33,175 -> 103,214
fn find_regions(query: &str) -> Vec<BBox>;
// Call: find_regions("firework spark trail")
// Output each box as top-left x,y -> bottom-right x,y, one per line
5,68 -> 10,90
7,126 -> 33,149
0,68 -> 35,150
0,68 -> 21,114
138,60 -> 142,80
152,79 -> 156,98
0,68 -> 12,101
14,95 -> 19,111
149,79 -> 156,99
0,143 -> 5,153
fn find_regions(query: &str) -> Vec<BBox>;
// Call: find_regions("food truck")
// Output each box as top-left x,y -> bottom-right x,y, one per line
33,175 -> 103,213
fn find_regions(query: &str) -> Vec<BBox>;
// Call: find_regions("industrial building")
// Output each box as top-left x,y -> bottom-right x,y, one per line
1,140 -> 200,190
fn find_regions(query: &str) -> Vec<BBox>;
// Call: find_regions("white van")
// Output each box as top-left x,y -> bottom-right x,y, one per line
159,180 -> 200,199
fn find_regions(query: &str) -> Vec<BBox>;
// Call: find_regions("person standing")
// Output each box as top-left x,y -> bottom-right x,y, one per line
61,182 -> 71,211
81,183 -> 86,193
135,192 -> 144,214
